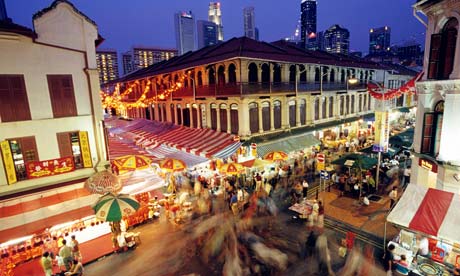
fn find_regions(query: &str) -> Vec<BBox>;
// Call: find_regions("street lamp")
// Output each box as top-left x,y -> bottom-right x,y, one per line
346,77 -> 358,92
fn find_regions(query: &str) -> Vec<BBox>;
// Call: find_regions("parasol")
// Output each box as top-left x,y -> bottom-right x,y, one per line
263,151 -> 288,162
112,155 -> 152,173
84,170 -> 122,194
159,158 -> 187,172
92,193 -> 140,222
331,153 -> 378,170
219,163 -> 245,175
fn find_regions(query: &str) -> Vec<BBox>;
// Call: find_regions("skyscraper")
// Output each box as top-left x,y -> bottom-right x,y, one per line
175,11 -> 196,55
0,0 -> 8,21
324,25 -> 350,55
122,47 -> 177,75
208,2 -> 223,42
122,52 -> 133,76
300,0 -> 317,50
369,26 -> 391,54
96,49 -> 120,84
197,20 -> 218,49
243,6 -> 256,40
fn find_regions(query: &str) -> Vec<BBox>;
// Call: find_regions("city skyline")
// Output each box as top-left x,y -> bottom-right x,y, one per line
5,0 -> 426,54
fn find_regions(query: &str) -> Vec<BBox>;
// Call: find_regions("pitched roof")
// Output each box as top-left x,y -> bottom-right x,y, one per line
112,36 -> 385,84
0,19 -> 36,38
33,0 -> 97,27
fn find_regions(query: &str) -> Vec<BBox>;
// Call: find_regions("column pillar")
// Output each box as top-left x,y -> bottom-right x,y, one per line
259,103 -> 264,133
216,107 -> 221,132
282,98 -> 289,129
226,108 -> 231,134
239,100 -> 250,137
189,105 -> 194,128
270,102 -> 275,131
296,99 -> 301,127
196,106 -> 202,129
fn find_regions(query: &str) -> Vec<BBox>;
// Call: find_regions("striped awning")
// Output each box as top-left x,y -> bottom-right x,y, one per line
387,184 -> 460,245
147,144 -> 208,167
108,135 -> 155,161
0,183 -> 99,243
257,133 -> 320,158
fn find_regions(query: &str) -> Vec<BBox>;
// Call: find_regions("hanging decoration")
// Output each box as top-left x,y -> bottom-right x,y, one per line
367,71 -> 423,100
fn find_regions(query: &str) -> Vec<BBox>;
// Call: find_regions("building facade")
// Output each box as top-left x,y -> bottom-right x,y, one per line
300,0 -> 317,50
103,38 -> 415,143
324,24 -> 350,55
122,47 -> 177,75
197,20 -> 218,49
208,2 -> 223,42
243,6 -> 256,40
369,26 -> 391,54
412,0 -> 460,193
174,11 -> 196,55
96,49 -> 120,85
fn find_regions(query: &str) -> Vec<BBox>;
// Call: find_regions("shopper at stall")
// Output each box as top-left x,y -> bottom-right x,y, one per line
70,235 -> 81,262
302,179 -> 309,199
416,235 -> 430,256
64,259 -> 83,276
59,239 -> 73,271
384,243 -> 396,273
41,251 -> 53,276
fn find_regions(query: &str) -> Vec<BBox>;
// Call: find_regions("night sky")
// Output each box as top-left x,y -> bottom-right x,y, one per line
5,0 -> 426,54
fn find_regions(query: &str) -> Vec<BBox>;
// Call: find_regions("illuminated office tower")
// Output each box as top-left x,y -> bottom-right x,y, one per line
300,0 -> 317,50
208,2 -> 223,41
96,49 -> 119,84
175,11 -> 196,55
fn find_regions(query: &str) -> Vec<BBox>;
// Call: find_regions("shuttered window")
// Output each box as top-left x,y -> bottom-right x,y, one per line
421,113 -> 435,154
56,132 -> 84,169
0,75 -> 31,122
442,29 -> 457,79
428,34 -> 442,80
47,75 -> 77,118
8,136 -> 38,181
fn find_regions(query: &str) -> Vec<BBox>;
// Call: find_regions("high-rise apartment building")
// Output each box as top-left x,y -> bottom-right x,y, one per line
0,0 -> 7,21
243,6 -> 256,40
300,0 -> 317,50
175,11 -> 196,55
317,31 -> 325,51
96,49 -> 119,84
122,47 -> 177,75
197,20 -> 218,49
208,2 -> 223,41
324,25 -> 350,55
369,26 -> 391,54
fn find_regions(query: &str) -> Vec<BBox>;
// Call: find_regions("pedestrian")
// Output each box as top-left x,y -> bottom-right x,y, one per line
403,166 -> 411,187
70,235 -> 82,262
302,179 -> 309,199
305,231 -> 317,258
345,140 -> 350,152
59,239 -> 73,271
389,186 -> 398,209
41,251 -> 53,276
384,243 -> 396,274
317,200 -> 324,229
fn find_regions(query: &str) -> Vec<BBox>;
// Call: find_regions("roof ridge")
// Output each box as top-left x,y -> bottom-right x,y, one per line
33,0 -> 97,27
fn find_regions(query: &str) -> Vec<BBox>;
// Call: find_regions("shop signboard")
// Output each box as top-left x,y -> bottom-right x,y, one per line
0,140 -> 17,184
373,110 -> 389,153
316,153 -> 325,170
26,156 -> 75,179
79,131 -> 92,168
419,158 -> 438,173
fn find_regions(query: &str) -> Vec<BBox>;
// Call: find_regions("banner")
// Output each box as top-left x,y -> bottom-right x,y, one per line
0,141 -> 17,184
79,131 -> 93,168
373,111 -> 389,152
26,157 -> 75,179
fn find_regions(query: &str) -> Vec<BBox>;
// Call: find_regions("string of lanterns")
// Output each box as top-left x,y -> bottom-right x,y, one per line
367,72 -> 422,101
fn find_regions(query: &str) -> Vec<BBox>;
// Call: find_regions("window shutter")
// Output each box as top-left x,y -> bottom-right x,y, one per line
428,34 -> 442,79
442,29 -> 457,79
0,76 -> 14,122
57,133 -> 73,158
60,76 -> 77,116
20,136 -> 38,162
11,76 -> 31,121
48,76 -> 61,117
421,113 -> 435,154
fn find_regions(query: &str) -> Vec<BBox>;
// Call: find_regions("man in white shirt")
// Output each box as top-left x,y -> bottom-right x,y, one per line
403,167 -> 411,186
302,180 -> 309,199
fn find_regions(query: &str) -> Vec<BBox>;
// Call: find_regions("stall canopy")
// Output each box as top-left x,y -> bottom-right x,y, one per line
387,184 -> 460,245
0,183 -> 99,243
256,133 -> 320,158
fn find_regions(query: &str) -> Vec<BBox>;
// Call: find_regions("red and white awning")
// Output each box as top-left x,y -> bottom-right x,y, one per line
387,184 -> 460,244
0,183 -> 99,243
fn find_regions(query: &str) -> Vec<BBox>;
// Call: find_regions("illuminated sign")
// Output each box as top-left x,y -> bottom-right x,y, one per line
26,157 -> 75,179
419,158 -> 438,173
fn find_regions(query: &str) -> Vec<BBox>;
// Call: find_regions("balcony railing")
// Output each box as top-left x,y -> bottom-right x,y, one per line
170,81 -> 368,98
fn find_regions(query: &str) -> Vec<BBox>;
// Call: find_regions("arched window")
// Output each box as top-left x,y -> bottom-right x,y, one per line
289,65 -> 296,84
428,17 -> 458,80
249,102 -> 259,133
162,103 -> 167,122
329,96 -> 334,118
248,63 -> 258,83
261,63 -> 270,85
315,67 -> 320,82
300,99 -> 306,125
351,95 -> 355,114
261,101 -> 270,131
330,69 -> 335,82
210,103 -> 217,130
359,71 -> 364,81
340,96 -> 345,115
208,67 -> 216,85
176,104 -> 182,125
228,64 -> 237,84
192,103 -> 198,128
273,100 -> 281,129
346,95 -> 350,115
322,67 -> 328,82
299,65 -> 307,82
341,70 -> 345,83
289,100 -> 296,127
189,71 -> 195,88
421,101 -> 444,155
273,64 -> 281,84
314,98 -> 320,120
219,103 -> 227,132
230,104 -> 239,134
359,94 -> 363,112
200,104 -> 206,127
182,103 -> 191,127
322,97 -> 327,119
197,71 -> 203,86
217,65 -> 225,85
170,104 -> 175,124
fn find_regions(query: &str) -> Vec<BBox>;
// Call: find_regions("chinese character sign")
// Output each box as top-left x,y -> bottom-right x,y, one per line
0,140 -> 17,184
26,157 -> 75,179
79,131 -> 93,168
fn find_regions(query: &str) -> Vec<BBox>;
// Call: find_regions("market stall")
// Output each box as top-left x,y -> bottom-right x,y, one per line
385,184 -> 460,275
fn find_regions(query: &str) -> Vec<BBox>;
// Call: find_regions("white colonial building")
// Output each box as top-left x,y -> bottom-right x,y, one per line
412,0 -> 460,192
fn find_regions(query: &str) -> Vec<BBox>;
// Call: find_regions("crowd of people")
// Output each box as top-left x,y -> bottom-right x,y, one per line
40,235 -> 83,276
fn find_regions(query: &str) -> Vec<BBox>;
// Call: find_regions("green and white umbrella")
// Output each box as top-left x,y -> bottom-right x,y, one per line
92,193 -> 140,222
